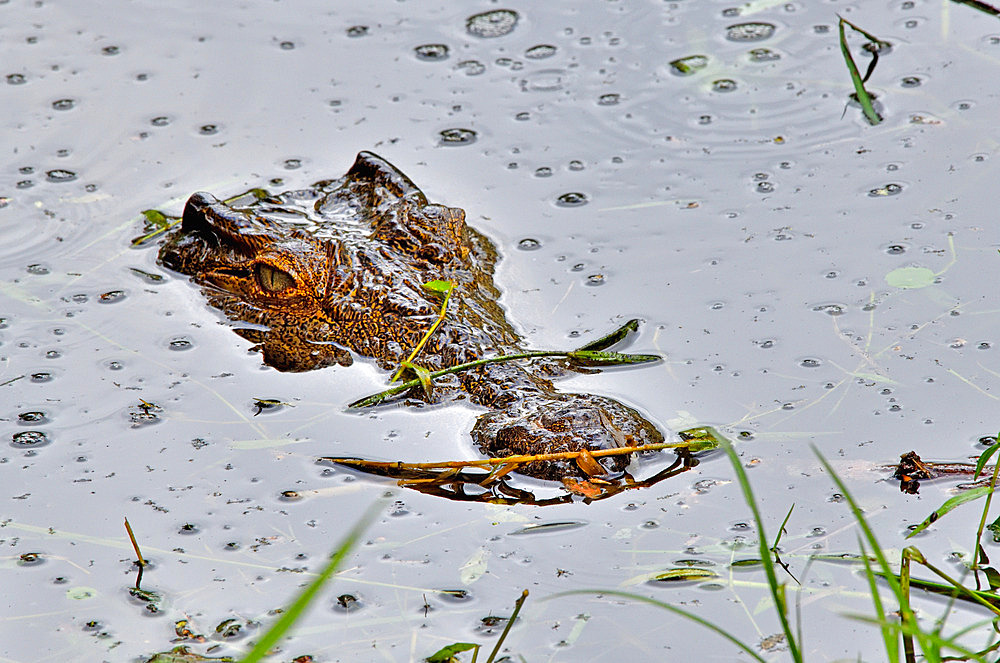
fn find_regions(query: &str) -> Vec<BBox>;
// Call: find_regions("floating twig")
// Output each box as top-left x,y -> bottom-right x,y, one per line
124,517 -> 146,590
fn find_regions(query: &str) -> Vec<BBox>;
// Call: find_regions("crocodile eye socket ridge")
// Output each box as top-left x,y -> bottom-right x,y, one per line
255,263 -> 295,293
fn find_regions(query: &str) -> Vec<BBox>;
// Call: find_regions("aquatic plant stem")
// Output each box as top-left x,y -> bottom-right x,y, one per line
390,280 -> 454,383
721,437 -> 802,662
350,349 -> 659,408
485,590 -> 528,663
124,517 -> 146,590
837,16 -> 882,125
971,437 -> 1000,573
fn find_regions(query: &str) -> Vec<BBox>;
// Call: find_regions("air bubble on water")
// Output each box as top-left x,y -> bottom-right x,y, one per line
725,22 -> 776,42
555,192 -> 588,207
525,44 -> 556,59
467,10 -> 519,38
457,60 -> 485,75
46,170 -> 76,183
12,430 -> 49,448
438,128 -> 477,145
414,44 -> 449,61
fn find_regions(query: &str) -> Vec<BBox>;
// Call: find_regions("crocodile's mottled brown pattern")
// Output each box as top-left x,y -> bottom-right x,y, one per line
159,151 -> 662,478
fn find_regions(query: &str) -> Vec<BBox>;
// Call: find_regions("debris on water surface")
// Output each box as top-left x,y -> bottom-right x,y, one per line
144,646 -> 234,662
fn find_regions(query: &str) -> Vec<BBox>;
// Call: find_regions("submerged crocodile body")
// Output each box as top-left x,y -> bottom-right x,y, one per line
158,151 -> 662,478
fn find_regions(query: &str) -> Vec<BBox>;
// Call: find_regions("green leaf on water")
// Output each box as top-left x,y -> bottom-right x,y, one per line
974,440 -> 1000,480
730,558 -> 764,568
141,209 -> 172,228
400,361 -> 435,399
678,426 -> 727,453
567,350 -> 660,365
906,486 -> 994,538
885,267 -> 935,289
987,515 -> 1000,543
426,642 -> 479,662
423,279 -> 455,296
669,55 -> 709,76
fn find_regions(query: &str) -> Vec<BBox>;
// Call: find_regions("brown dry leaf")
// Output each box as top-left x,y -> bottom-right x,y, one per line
575,449 -> 606,477
562,478 -> 604,498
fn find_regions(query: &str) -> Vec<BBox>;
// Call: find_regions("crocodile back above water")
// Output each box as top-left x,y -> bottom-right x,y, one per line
158,151 -> 663,479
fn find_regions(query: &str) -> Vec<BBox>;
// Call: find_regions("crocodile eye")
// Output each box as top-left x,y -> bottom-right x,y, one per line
254,263 -> 295,293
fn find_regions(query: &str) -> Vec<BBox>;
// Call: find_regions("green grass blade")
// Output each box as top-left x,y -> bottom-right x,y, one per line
837,17 -> 882,125
905,486 -> 992,539
574,319 -> 640,351
549,590 -> 768,663
720,437 -> 803,662
566,350 -> 661,365
237,502 -> 382,663
858,540 -> 900,662
974,441 -> 1000,479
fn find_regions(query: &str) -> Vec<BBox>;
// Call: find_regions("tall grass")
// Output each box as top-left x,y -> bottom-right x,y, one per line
553,436 -> 1000,662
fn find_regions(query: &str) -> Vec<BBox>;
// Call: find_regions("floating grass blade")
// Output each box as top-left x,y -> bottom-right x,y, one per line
237,502 -> 382,663
574,318 -> 640,351
837,16 -> 883,125
566,349 -> 660,365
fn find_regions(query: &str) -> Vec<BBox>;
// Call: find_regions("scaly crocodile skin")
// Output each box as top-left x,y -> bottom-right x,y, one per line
158,152 -> 662,478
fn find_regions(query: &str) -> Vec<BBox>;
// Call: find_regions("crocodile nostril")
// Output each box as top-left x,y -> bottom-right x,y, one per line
181,192 -> 220,231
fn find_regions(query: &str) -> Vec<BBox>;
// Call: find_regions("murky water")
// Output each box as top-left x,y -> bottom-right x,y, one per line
3,1 -> 1000,661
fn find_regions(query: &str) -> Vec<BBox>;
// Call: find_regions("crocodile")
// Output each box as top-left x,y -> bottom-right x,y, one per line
158,151 -> 663,479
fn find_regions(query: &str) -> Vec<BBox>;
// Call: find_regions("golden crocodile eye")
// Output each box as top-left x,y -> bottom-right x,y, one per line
254,263 -> 295,293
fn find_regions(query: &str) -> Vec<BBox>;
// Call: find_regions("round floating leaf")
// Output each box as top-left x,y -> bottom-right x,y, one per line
66,586 -> 97,600
885,267 -> 935,289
